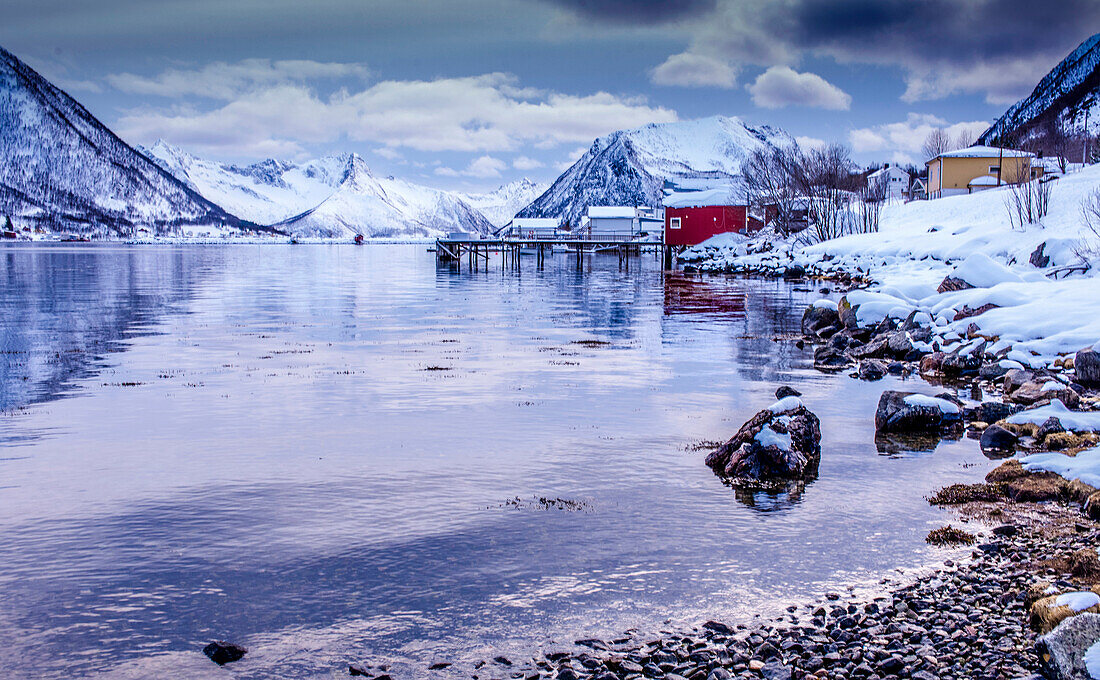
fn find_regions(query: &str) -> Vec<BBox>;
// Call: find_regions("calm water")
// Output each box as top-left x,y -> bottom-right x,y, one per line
0,244 -> 989,679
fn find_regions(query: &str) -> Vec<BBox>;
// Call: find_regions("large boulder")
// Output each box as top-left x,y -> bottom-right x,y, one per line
1032,591 -> 1100,634
963,401 -> 1022,424
1076,349 -> 1100,388
1008,380 -> 1081,409
705,397 -> 822,484
1036,612 -> 1100,680
801,303 -> 840,338
875,391 -> 963,434
203,641 -> 248,666
837,296 -> 859,330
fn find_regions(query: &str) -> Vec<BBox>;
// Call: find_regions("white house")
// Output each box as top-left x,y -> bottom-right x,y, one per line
582,206 -> 663,237
867,164 -> 911,200
508,217 -> 560,238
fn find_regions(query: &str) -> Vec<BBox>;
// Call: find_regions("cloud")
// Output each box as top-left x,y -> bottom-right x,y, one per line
795,135 -> 826,151
747,66 -> 851,110
539,0 -> 716,24
512,156 -> 544,170
465,155 -> 507,178
114,71 -> 678,159
650,53 -> 737,88
373,147 -> 403,160
849,113 -> 991,160
106,59 -> 370,100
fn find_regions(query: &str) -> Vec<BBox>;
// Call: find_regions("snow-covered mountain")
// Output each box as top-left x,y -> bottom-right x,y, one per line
516,116 -> 795,226
0,45 -> 250,236
143,142 -> 493,238
980,33 -> 1100,146
458,179 -> 548,228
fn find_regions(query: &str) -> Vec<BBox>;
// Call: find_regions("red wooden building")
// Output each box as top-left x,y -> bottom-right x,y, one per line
663,188 -> 761,246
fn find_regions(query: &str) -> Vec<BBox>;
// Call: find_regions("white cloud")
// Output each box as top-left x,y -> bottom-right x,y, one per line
650,53 -> 737,88
512,155 -> 543,170
434,155 -> 508,179
901,56 -> 1054,105
434,166 -> 460,177
747,66 -> 851,110
106,59 -> 370,100
373,147 -> 403,160
795,135 -> 826,151
849,113 -> 991,160
114,71 -> 677,158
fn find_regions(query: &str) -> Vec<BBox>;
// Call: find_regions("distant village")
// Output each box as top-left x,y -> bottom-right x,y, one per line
493,125 -> 1095,251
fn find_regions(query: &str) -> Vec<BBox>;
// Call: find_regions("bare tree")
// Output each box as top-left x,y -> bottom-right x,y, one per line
1004,162 -> 1053,230
797,144 -> 857,242
953,128 -> 976,150
743,146 -> 805,237
922,128 -> 952,162
1077,187 -> 1100,265
855,173 -> 888,234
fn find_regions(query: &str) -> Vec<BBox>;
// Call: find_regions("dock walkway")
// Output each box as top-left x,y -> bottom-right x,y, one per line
435,234 -> 674,270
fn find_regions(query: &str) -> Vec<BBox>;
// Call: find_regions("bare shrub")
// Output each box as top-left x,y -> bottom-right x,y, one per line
744,146 -> 804,237
1077,187 -> 1100,264
1004,162 -> 1053,229
798,144 -> 858,242
854,173 -> 887,234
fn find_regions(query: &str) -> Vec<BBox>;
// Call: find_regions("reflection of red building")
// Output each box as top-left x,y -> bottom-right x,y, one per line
663,274 -> 747,317
663,188 -> 763,246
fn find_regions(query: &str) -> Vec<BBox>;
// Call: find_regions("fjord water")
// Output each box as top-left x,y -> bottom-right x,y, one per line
0,244 -> 986,679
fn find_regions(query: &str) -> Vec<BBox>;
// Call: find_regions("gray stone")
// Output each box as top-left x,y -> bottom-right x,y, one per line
1077,349 -> 1100,388
874,390 -> 962,434
1036,612 -> 1100,680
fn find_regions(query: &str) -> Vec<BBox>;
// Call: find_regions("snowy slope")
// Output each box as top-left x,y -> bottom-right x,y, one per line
458,179 -> 548,228
981,33 -> 1100,145
517,116 -> 795,226
144,142 -> 493,238
272,154 -> 494,238
0,45 -> 249,236
685,165 -> 1100,363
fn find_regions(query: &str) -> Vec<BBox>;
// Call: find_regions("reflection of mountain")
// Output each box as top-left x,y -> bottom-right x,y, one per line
0,248 -> 208,419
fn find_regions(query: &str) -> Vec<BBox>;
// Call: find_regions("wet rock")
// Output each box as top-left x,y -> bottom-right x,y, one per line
1076,349 -> 1100,388
980,424 -> 1018,456
1004,368 -> 1039,395
920,351 -> 946,374
1036,612 -> 1100,679
954,302 -> 1000,321
937,275 -> 975,293
349,666 -> 369,676
838,297 -> 859,330
775,386 -> 802,400
814,346 -> 851,371
203,641 -> 247,666
1008,380 -> 1081,409
1030,241 -> 1050,268
858,360 -> 886,381
964,401 -> 1022,424
705,397 -> 822,484
1038,416 -> 1067,441
761,660 -> 792,679
1031,592 -> 1100,633
783,264 -> 806,279
875,391 -> 962,434
802,304 -> 840,337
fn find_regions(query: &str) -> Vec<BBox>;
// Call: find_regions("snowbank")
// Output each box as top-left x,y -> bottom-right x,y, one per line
685,164 -> 1100,364
1022,446 -> 1100,488
1007,401 -> 1100,432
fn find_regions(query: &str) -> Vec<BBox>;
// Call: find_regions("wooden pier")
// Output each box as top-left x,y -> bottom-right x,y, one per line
435,235 -> 676,271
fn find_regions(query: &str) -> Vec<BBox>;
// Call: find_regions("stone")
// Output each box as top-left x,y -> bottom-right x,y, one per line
937,275 -> 974,294
203,641 -> 247,666
964,401 -> 1022,424
1008,380 -> 1081,409
919,352 -> 946,374
874,390 -> 962,434
858,360 -> 886,381
775,386 -> 802,400
802,305 -> 840,337
1036,612 -> 1100,679
953,303 -> 1000,321
748,659 -> 766,671
761,661 -> 793,680
814,346 -> 851,371
1003,368 -> 1038,395
1030,241 -> 1051,268
1038,416 -> 1066,442
783,264 -> 806,279
838,297 -> 859,330
705,400 -> 822,484
1076,349 -> 1100,388
980,424 -> 1018,455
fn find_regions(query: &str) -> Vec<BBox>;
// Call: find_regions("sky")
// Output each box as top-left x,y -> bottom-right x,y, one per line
3,0 -> 1097,192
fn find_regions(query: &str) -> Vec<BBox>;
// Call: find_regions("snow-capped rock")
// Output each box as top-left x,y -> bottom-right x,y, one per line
516,116 -> 795,226
458,178 -> 548,228
144,142 -> 493,238
0,44 -> 250,237
980,33 -> 1100,146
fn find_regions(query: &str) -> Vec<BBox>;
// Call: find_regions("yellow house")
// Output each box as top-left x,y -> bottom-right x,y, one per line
925,146 -> 1036,199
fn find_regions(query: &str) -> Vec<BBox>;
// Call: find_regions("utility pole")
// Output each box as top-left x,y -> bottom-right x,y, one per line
1084,108 -> 1091,166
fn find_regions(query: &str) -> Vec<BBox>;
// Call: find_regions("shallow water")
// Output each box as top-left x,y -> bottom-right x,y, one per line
0,244 -> 990,678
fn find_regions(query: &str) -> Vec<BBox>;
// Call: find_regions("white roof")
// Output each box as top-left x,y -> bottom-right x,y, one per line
935,145 -> 1034,160
587,206 -> 637,218
968,174 -> 1000,186
511,218 -> 559,228
868,165 -> 908,179
664,188 -> 738,208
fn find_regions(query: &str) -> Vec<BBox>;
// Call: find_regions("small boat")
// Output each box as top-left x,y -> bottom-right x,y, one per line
1,230 -> 17,240
354,234 -> 364,245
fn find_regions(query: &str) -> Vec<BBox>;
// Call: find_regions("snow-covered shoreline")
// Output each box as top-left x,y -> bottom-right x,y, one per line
683,165 -> 1100,367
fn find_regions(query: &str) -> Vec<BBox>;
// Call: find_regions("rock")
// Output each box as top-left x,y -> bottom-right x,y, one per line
761,661 -> 792,680
886,331 -> 915,358
857,360 -> 886,381
964,401 -> 1022,424
1036,612 -> 1100,679
775,386 -> 802,400
203,641 -> 247,666
937,275 -> 974,294
1038,416 -> 1067,441
1033,592 -> 1100,633
783,264 -> 806,279
992,524 -> 1018,536
953,302 -> 1000,321
1030,241 -> 1051,268
941,341 -> 986,376
349,666 -> 369,676
980,424 -> 1018,455
979,361 -> 1012,379
1087,492 -> 1100,520
874,391 -> 962,434
705,398 -> 822,484
1004,368 -> 1038,395
1008,380 -> 1081,409
838,296 -> 859,330
802,305 -> 839,337
920,351 -> 946,374
1076,349 -> 1100,388
703,620 -> 734,634
814,346 -> 851,371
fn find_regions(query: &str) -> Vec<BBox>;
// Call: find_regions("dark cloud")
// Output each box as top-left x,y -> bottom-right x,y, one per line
540,0 -> 717,24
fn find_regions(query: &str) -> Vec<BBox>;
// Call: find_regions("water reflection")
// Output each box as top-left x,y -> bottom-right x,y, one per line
0,244 -> 992,679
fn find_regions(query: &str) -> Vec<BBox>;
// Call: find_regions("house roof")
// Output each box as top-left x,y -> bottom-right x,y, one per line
587,206 -> 637,218
868,165 -> 908,179
512,218 -> 559,228
929,145 -> 1034,162
663,187 -> 740,208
